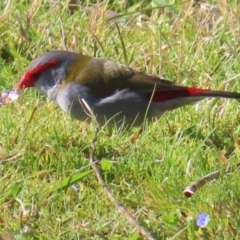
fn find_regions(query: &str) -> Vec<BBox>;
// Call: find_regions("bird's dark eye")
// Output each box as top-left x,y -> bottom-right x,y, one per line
31,72 -> 41,79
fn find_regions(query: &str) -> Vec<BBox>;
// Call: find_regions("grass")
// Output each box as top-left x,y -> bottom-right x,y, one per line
0,0 -> 240,239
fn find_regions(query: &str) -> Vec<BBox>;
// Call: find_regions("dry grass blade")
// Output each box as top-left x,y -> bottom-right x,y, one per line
18,105 -> 37,144
3,198 -> 31,228
0,148 -> 25,163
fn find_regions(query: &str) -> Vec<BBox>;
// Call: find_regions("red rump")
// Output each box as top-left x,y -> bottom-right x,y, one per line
146,87 -> 211,102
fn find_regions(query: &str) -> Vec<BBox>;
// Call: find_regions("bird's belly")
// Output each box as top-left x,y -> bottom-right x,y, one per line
56,84 -> 164,126
91,89 -> 165,126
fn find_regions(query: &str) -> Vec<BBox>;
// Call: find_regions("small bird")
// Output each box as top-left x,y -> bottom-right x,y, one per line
18,50 -> 240,127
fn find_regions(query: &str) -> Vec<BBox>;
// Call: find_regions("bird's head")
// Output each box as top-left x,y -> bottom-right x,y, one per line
18,50 -> 79,90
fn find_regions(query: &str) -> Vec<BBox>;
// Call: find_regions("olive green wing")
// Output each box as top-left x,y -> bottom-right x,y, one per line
70,56 -> 186,97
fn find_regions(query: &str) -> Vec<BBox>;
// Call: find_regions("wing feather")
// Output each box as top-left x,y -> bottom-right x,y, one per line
66,56 -> 187,97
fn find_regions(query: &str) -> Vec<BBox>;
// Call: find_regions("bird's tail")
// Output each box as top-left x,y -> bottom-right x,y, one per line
146,87 -> 240,103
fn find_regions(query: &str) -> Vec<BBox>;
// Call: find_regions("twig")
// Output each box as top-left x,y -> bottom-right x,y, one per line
183,170 -> 220,198
80,99 -> 156,240
184,162 -> 240,198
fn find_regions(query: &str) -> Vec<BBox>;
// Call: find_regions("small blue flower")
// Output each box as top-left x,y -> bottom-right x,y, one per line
196,212 -> 210,228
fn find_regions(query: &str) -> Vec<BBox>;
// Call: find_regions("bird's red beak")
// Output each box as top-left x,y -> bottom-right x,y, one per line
17,72 -> 34,89
17,78 -> 25,89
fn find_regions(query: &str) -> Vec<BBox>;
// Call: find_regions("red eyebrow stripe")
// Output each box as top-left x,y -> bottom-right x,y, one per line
18,59 -> 60,89
31,59 -> 60,74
